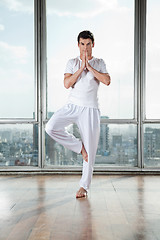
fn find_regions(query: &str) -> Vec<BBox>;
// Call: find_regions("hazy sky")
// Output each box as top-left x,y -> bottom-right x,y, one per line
0,0 -> 160,119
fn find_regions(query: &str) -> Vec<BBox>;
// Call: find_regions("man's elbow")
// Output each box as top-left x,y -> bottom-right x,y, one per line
64,80 -> 70,89
64,83 -> 69,89
105,76 -> 111,86
107,78 -> 111,86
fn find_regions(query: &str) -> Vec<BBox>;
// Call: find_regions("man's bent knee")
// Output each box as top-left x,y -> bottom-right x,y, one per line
45,120 -> 60,136
45,123 -> 53,136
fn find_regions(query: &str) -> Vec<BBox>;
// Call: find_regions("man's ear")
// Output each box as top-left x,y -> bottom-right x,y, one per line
92,42 -> 95,48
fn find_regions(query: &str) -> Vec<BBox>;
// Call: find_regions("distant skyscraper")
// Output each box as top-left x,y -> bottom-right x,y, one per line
1,131 -> 12,142
144,127 -> 160,159
98,116 -> 109,156
112,135 -> 122,147
33,124 -> 38,151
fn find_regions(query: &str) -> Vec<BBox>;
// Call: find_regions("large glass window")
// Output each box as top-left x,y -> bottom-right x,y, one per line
1,0 -> 160,171
46,0 -> 134,119
0,0 -> 34,118
146,0 -> 160,119
0,124 -> 38,166
45,0 -> 135,167
45,123 -> 137,167
144,0 -> 160,168
0,1 -> 37,168
144,124 -> 160,167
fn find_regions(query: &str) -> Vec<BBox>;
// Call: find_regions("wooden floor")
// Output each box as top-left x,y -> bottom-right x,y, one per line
0,175 -> 160,240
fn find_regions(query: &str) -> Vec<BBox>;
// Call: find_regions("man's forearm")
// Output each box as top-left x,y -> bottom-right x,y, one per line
88,65 -> 111,86
64,67 -> 84,89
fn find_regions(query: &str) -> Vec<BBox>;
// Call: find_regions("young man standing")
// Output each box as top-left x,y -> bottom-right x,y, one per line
45,30 -> 111,198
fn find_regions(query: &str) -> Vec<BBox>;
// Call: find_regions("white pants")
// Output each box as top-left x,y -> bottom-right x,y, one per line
45,103 -> 100,191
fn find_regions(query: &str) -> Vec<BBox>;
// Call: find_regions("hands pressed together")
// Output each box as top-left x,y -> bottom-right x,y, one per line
64,49 -> 110,89
81,51 -> 92,71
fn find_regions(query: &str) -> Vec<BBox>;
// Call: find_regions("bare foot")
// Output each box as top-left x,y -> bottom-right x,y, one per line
81,143 -> 88,162
76,187 -> 87,198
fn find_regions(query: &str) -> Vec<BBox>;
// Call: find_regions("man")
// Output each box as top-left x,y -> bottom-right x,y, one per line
45,30 -> 111,198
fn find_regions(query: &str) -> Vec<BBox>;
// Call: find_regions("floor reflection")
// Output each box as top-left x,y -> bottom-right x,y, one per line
76,197 -> 96,240
134,176 -> 145,240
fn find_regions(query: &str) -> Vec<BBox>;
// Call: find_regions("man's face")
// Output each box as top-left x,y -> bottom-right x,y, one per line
78,38 -> 94,56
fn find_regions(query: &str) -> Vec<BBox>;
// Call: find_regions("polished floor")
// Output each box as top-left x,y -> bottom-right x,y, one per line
0,174 -> 160,240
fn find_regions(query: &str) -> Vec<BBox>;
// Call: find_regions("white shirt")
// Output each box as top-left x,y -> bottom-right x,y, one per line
64,56 -> 108,109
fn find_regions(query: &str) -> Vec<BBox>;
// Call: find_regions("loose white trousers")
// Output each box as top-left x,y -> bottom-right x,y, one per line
45,103 -> 100,191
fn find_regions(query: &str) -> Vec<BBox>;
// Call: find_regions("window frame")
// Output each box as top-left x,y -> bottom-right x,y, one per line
1,0 -> 160,172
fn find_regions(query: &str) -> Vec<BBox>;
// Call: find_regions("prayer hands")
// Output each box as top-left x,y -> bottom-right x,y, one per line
81,51 -> 92,71
81,51 -> 86,69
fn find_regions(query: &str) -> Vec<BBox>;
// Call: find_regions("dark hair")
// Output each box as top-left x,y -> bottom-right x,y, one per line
77,30 -> 94,43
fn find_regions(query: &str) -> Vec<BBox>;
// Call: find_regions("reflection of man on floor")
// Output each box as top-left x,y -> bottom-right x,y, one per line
45,30 -> 111,198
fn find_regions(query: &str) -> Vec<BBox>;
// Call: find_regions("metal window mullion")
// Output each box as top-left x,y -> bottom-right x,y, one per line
140,0 -> 147,169
34,0 -> 38,123
36,0 -> 47,169
35,0 -> 42,168
0,119 -> 38,124
40,0 -> 47,168
35,0 -> 47,169
134,0 -> 138,122
135,0 -> 141,169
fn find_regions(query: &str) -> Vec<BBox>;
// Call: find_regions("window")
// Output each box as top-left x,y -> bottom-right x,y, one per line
144,0 -> 160,167
45,123 -> 137,166
146,0 -> 160,119
1,0 -> 160,171
0,0 -> 38,168
45,0 -> 135,167
0,124 -> 38,166
144,124 -> 160,167
0,0 -> 34,118
46,0 -> 134,119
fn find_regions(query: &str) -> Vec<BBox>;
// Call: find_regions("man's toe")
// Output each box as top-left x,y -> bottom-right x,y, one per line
76,189 -> 87,198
